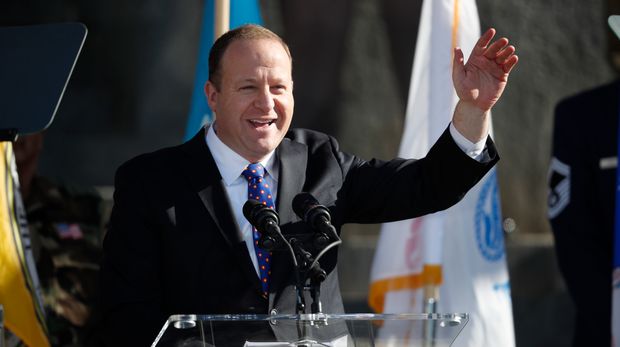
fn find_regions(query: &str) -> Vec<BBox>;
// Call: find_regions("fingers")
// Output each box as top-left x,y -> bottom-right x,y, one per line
452,47 -> 465,81
454,47 -> 465,65
475,28 -> 519,73
502,55 -> 519,73
484,37 -> 509,59
472,28 -> 496,56
495,45 -> 515,64
491,39 -> 518,73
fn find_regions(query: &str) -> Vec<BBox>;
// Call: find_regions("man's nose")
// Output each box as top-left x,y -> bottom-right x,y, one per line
254,87 -> 275,112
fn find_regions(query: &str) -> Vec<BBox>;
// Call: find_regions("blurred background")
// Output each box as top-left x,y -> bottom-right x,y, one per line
2,0 -> 619,345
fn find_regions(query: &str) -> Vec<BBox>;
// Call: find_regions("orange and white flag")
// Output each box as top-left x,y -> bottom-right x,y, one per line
369,1 -> 515,346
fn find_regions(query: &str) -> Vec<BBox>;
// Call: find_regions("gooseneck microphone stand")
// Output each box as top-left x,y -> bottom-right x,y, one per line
242,200 -> 306,313
243,194 -> 342,314
287,237 -> 330,314
244,196 -> 341,347
291,193 -> 342,314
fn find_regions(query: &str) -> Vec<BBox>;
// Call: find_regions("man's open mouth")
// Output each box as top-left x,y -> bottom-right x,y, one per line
249,119 -> 276,127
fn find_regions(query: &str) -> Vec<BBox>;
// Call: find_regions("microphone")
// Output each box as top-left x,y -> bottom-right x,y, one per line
243,200 -> 282,250
292,192 -> 336,248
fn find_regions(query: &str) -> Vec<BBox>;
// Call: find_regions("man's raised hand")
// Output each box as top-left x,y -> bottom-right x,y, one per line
452,28 -> 518,113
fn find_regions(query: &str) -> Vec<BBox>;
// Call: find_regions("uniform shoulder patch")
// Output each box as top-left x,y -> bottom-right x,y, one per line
547,157 -> 570,219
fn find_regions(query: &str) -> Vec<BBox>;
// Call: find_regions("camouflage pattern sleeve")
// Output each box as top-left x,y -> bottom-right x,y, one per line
25,176 -> 105,347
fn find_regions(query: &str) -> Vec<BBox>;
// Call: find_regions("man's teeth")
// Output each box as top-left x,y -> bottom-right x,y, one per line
250,120 -> 275,125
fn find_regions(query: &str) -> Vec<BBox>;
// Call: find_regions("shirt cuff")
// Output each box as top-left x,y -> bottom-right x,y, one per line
449,122 -> 488,162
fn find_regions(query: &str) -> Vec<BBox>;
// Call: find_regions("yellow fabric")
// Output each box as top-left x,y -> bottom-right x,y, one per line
452,0 -> 459,51
0,142 -> 49,347
368,264 -> 443,313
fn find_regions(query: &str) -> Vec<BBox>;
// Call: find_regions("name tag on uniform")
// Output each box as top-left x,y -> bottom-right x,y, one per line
599,156 -> 618,170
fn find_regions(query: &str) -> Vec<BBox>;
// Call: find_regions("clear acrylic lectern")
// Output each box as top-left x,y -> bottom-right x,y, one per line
151,313 -> 468,347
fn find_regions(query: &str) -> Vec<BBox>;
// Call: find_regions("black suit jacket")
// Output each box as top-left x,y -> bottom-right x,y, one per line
548,80 -> 618,347
101,126 -> 498,346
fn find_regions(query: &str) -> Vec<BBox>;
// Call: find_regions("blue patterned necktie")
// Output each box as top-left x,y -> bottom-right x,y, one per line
242,163 -> 274,298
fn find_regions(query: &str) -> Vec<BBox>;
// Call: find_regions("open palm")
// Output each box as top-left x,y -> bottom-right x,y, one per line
453,28 -> 518,112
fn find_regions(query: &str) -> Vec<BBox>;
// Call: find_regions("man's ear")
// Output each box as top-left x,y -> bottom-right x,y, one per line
204,81 -> 218,111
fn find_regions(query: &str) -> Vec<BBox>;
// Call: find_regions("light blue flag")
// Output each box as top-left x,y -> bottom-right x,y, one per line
184,0 -> 263,141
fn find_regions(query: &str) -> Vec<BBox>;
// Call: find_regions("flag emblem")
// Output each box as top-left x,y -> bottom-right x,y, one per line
475,171 -> 504,261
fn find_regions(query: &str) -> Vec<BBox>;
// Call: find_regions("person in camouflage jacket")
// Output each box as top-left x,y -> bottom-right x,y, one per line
11,133 -> 105,347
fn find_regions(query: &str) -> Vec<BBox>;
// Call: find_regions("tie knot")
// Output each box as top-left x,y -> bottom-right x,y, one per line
242,163 -> 265,181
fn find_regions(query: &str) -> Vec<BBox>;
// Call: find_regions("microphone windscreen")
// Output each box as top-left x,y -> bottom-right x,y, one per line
292,192 -> 318,221
243,199 -> 263,224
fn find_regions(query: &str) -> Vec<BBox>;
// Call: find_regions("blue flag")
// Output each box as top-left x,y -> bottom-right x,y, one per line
184,0 -> 263,141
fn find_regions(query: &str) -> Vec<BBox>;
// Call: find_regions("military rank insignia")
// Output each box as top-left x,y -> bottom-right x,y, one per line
547,157 -> 570,219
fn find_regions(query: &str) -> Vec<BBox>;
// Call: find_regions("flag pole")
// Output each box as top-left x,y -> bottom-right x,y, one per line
214,0 -> 230,39
423,264 -> 441,347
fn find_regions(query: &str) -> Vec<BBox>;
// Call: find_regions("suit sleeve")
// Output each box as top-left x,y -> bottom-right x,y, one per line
100,161 -> 166,346
336,126 -> 499,224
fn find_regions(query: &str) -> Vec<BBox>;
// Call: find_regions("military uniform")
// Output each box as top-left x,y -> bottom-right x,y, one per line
548,80 -> 618,346
23,176 -> 105,347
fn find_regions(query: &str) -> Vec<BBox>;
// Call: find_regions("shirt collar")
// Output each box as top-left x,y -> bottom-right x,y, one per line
205,123 -> 279,186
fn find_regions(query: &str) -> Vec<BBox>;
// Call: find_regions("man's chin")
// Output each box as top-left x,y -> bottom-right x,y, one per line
243,141 -> 277,162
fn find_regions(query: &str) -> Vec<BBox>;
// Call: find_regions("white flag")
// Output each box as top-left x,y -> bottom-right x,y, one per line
368,1 -> 515,346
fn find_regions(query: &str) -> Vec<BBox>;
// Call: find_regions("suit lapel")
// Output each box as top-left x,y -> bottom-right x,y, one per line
270,137 -> 308,308
180,129 -> 261,291
275,137 -> 308,225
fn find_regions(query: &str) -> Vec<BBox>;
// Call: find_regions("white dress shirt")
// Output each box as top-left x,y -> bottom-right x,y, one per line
206,124 -> 279,276
205,122 -> 486,277
449,122 -> 487,161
